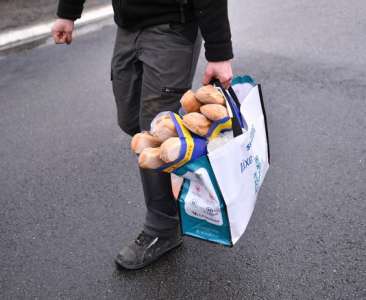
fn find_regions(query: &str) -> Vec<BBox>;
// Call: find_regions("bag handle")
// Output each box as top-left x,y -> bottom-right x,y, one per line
210,79 -> 243,137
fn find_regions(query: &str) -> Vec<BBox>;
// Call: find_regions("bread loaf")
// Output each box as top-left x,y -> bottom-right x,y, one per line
160,137 -> 182,163
180,90 -> 202,113
195,85 -> 225,105
131,132 -> 162,154
182,112 -> 212,137
151,117 -> 178,142
200,104 -> 229,121
138,147 -> 165,169
154,114 -> 171,125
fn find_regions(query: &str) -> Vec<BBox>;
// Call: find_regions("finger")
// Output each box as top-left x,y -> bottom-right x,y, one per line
59,34 -> 68,44
218,74 -> 232,89
222,80 -> 232,89
202,71 -> 214,85
55,37 -> 64,44
52,31 -> 61,43
53,31 -> 66,44
65,32 -> 73,45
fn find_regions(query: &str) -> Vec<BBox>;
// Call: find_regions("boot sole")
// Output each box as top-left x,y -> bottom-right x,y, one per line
114,239 -> 183,270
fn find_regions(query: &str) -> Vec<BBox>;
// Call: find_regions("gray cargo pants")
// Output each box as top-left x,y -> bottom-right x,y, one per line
111,23 -> 202,237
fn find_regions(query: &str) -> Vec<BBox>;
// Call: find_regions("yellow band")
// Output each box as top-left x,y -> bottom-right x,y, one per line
163,114 -> 195,173
208,119 -> 233,140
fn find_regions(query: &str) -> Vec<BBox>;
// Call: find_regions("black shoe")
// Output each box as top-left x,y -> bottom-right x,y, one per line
115,231 -> 183,270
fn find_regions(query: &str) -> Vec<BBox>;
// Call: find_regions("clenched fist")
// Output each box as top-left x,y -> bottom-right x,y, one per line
51,19 -> 75,44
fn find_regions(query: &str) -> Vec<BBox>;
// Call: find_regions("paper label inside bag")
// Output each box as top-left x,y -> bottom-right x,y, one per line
183,168 -> 223,226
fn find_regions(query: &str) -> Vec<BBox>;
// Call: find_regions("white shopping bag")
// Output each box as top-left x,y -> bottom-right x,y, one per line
175,76 -> 270,246
208,85 -> 270,244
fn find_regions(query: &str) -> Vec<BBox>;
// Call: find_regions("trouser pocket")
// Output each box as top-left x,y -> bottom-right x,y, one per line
160,86 -> 191,114
161,87 -> 189,94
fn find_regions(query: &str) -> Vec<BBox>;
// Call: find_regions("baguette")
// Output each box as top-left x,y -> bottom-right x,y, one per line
138,147 -> 165,169
151,117 -> 178,142
160,137 -> 182,163
195,85 -> 225,105
154,114 -> 171,125
182,112 -> 212,137
200,104 -> 229,121
180,90 -> 202,113
131,132 -> 162,154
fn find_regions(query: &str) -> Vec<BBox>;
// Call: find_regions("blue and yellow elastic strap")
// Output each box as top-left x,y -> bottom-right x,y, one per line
157,112 -> 207,173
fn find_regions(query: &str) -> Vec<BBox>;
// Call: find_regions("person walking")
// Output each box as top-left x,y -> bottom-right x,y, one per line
52,0 -> 233,270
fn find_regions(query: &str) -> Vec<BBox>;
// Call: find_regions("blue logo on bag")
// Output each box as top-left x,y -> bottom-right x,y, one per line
240,155 -> 254,173
253,156 -> 262,192
246,127 -> 256,151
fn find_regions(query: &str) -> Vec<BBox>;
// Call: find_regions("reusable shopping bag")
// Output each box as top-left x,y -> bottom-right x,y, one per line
174,76 -> 270,246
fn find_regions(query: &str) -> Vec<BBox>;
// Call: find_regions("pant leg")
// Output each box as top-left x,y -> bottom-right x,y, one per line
137,22 -> 202,237
111,27 -> 142,136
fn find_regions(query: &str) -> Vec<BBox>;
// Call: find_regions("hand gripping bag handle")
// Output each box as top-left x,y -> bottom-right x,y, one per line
210,79 -> 243,137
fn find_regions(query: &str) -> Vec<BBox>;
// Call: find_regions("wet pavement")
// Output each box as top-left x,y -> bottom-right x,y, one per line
1,1 -> 365,299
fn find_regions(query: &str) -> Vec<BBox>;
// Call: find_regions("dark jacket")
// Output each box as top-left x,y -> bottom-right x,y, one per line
57,0 -> 233,61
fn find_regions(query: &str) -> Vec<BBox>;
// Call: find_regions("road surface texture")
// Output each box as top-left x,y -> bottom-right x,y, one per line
1,1 -> 365,299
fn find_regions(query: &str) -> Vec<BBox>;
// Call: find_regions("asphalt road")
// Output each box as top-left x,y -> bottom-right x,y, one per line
1,1 -> 365,299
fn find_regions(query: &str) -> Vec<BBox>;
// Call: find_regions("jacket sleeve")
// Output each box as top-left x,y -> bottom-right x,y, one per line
57,0 -> 86,20
192,0 -> 233,62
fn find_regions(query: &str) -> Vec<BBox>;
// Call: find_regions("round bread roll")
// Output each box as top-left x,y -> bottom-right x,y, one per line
195,85 -> 225,105
160,137 -> 182,163
182,112 -> 212,137
180,90 -> 202,113
138,147 -> 165,169
131,132 -> 162,154
151,117 -> 178,142
200,104 -> 229,121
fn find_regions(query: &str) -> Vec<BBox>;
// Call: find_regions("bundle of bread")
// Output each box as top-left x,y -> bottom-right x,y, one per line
130,113 -> 181,169
131,84 -> 230,170
181,85 -> 229,137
